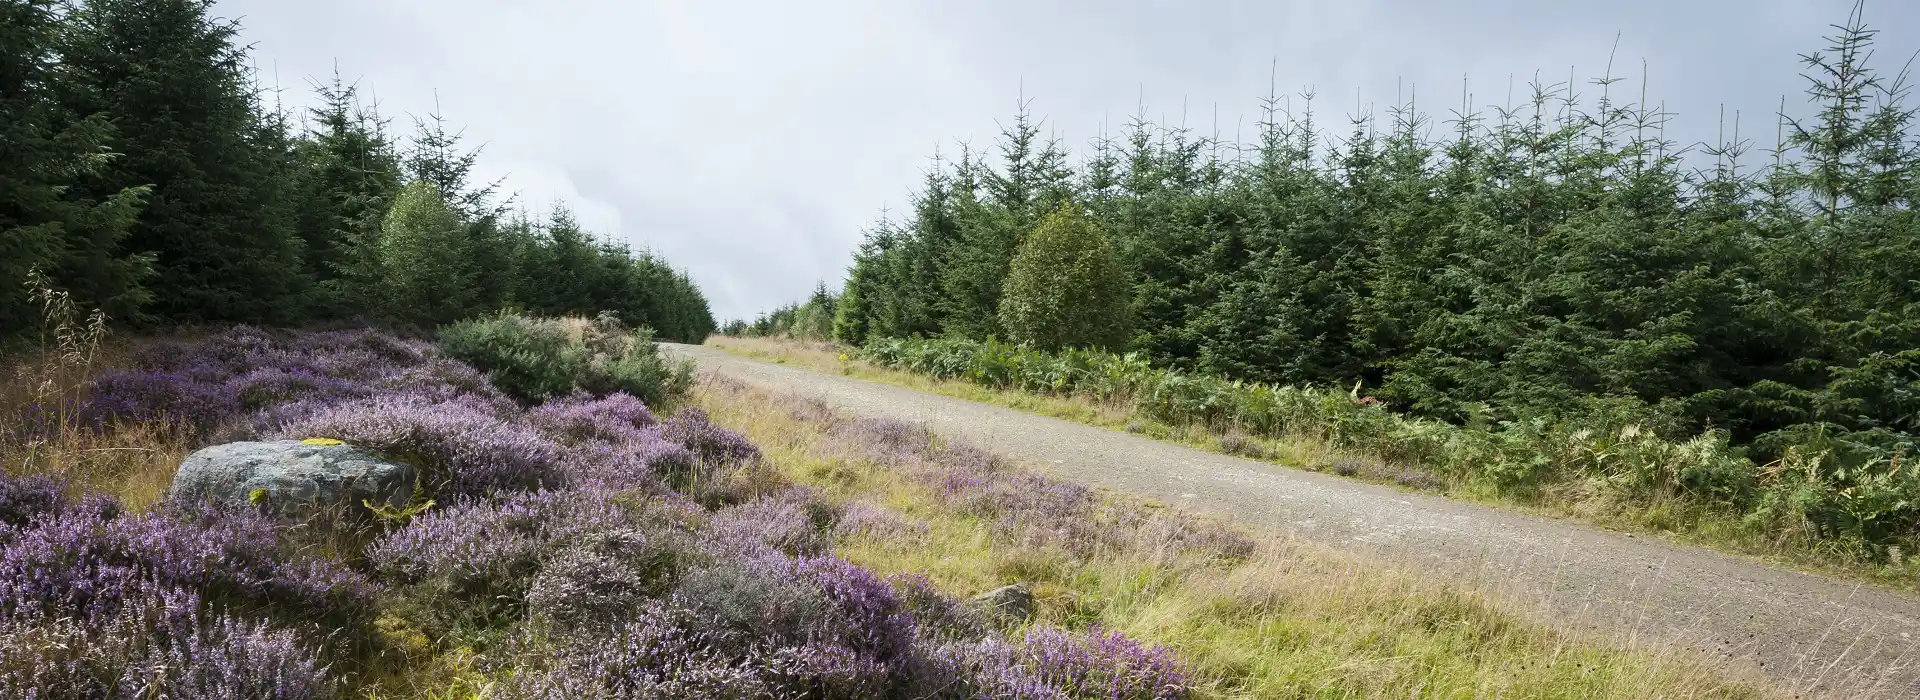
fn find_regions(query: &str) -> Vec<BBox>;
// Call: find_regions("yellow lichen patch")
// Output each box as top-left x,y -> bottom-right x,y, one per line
302,437 -> 345,446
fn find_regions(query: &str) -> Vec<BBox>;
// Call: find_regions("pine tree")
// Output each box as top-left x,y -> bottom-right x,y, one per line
56,0 -> 308,323
1,0 -> 150,336
293,72 -> 403,316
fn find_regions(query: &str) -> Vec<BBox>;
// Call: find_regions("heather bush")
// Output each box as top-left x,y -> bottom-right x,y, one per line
366,488 -> 695,635
0,473 -> 67,527
525,528 -> 694,629
526,391 -> 693,491
835,501 -> 929,541
528,391 -> 659,444
1019,626 -> 1190,699
269,393 -> 565,497
495,602 -> 775,700
889,574 -> 988,642
670,557 -> 839,647
663,406 -> 761,466
912,627 -> 1191,700
708,487 -> 840,556
0,585 -> 333,700
0,491 -> 376,633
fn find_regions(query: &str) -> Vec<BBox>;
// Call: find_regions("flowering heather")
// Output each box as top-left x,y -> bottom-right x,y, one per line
0,491 -> 375,628
669,556 -> 838,647
366,488 -> 698,632
528,391 -> 660,444
525,528 -> 694,628
80,326 -> 490,440
708,487 -> 840,557
0,473 -> 66,527
789,554 -> 916,662
496,602 -> 773,700
912,628 -> 1190,700
269,393 -> 565,497
888,574 -> 986,642
368,489 -> 629,587
526,391 -> 686,490
79,368 -> 241,431
1019,625 -> 1191,700
833,417 -> 1254,562
835,501 -> 929,541
0,584 -> 332,700
663,406 -> 761,466
917,638 -> 1065,700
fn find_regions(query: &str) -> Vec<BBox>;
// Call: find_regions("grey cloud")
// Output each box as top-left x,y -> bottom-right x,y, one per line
222,0 -> 1920,321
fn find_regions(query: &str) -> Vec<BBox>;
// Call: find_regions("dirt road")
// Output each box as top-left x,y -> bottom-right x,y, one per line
664,342 -> 1920,697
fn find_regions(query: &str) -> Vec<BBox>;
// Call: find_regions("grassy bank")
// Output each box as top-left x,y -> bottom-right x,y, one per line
706,336 -> 1918,588
690,374 -> 1779,699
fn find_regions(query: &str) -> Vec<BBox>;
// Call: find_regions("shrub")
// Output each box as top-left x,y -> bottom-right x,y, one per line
997,206 -> 1131,352
0,585 -> 333,700
663,406 -> 762,466
440,312 -> 691,406
526,528 -> 696,628
0,490 -> 375,632
270,393 -> 566,497
708,488 -> 840,557
366,488 -> 694,634
439,313 -> 585,402
495,601 -> 773,700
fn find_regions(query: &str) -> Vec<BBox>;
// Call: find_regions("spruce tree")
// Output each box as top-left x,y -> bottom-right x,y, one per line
294,73 -> 403,316
1,0 -> 150,335
56,0 -> 307,323
406,106 -> 515,311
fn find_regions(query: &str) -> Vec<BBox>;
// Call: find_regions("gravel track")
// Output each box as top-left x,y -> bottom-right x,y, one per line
665,342 -> 1920,697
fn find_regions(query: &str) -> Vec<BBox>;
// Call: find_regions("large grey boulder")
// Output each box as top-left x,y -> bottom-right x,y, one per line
969,583 -> 1034,625
169,440 -> 413,518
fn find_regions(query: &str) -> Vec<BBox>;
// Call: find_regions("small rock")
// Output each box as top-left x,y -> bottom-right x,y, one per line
970,583 -> 1034,624
169,440 -> 413,518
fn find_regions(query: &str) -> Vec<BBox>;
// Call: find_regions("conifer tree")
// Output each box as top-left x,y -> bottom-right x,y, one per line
294,73 -> 403,316
405,105 -> 515,310
56,0 -> 308,323
1,0 -> 150,335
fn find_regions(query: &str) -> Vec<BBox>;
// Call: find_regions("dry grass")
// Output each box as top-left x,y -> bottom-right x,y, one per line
692,375 -> 1785,700
1,275 -> 191,511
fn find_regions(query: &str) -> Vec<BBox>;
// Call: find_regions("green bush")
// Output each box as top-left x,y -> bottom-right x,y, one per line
439,311 -> 690,405
997,206 -> 1130,352
439,313 -> 583,401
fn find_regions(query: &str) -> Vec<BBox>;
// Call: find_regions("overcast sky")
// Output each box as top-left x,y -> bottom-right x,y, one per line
219,0 -> 1920,322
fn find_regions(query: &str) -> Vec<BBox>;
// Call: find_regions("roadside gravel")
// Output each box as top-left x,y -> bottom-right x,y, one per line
665,342 -> 1920,697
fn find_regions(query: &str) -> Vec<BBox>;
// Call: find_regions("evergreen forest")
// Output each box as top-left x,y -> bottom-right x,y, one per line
750,5 -> 1920,475
2,0 -> 716,343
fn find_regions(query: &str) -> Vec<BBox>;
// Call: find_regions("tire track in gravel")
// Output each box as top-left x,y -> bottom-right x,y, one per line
664,342 -> 1920,697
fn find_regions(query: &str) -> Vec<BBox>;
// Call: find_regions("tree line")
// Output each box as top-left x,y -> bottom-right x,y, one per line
2,0 -> 715,343
747,4 -> 1920,467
